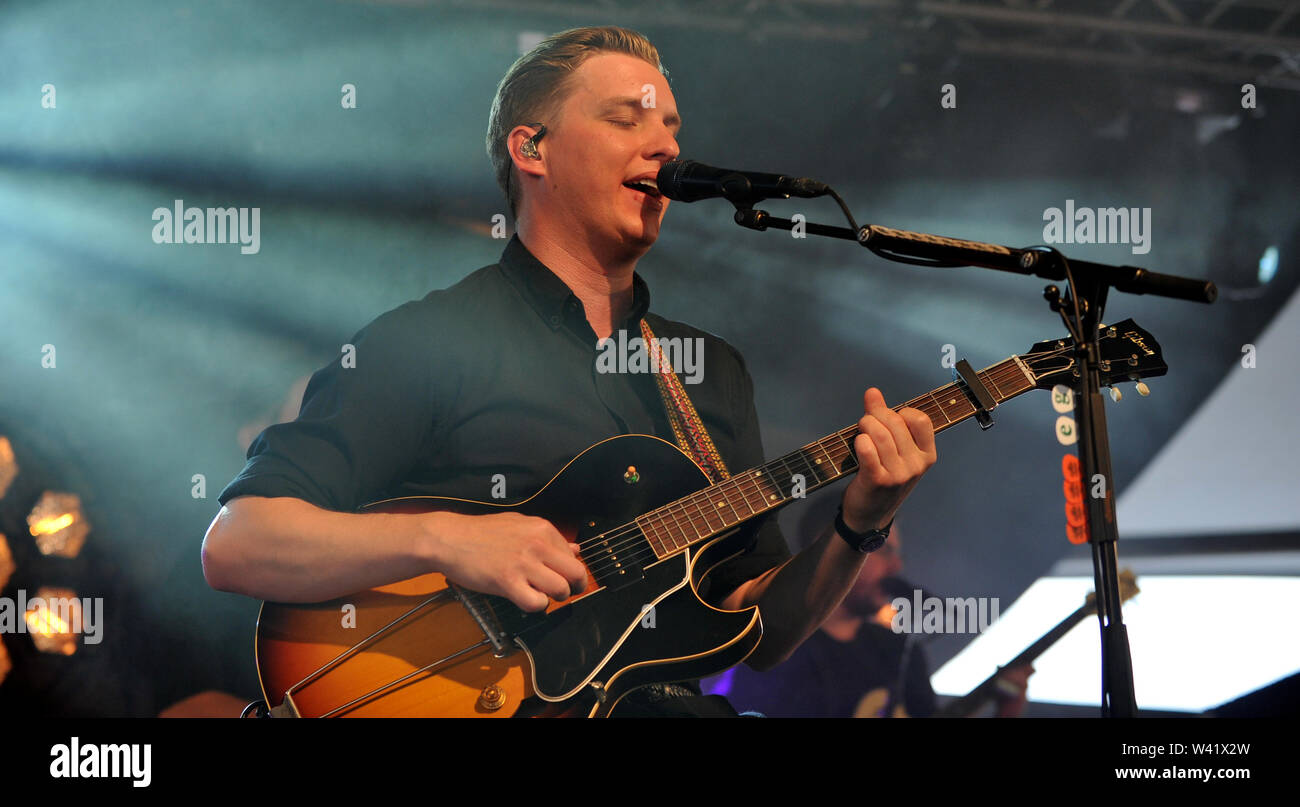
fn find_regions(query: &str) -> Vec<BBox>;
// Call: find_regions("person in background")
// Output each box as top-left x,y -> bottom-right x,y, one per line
716,493 -> 1032,718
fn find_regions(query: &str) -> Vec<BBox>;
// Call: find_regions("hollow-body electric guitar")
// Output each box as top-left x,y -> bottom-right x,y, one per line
255,321 -> 1166,717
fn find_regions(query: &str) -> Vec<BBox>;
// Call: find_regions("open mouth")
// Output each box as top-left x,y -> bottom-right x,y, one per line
622,178 -> 663,200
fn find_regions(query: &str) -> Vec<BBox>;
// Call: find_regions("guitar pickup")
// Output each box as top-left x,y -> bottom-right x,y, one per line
952,359 -> 996,430
580,522 -> 646,591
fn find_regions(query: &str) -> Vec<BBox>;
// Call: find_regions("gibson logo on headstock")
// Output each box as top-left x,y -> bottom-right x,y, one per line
1123,330 -> 1155,357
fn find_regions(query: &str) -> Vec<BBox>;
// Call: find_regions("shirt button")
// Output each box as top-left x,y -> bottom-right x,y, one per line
549,314 -> 560,325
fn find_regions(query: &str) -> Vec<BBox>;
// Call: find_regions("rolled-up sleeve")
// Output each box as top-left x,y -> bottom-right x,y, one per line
217,301 -> 442,512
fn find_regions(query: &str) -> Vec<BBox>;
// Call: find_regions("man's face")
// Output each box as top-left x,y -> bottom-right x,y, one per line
533,52 -> 681,258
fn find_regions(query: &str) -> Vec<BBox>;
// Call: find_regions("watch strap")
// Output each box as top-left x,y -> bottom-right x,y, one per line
835,507 -> 892,553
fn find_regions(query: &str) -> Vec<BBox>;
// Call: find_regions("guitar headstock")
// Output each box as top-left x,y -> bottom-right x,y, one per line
1020,319 -> 1168,393
1117,568 -> 1140,603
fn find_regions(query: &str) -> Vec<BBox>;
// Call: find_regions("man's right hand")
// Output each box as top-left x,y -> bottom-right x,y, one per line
427,510 -> 589,613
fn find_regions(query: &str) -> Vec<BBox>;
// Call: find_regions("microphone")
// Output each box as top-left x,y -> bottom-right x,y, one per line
656,160 -> 828,203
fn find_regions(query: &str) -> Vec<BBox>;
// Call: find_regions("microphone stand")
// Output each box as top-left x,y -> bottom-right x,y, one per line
723,192 -> 1215,718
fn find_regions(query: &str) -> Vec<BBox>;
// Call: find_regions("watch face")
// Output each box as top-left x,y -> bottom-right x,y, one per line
859,531 -> 887,553
837,510 -> 890,553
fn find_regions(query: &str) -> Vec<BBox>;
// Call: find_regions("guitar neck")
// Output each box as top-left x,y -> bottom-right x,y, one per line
635,355 -> 1037,561
935,601 -> 1094,718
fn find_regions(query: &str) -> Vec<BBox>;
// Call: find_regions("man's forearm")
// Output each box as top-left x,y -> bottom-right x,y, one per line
720,521 -> 872,671
201,496 -> 442,603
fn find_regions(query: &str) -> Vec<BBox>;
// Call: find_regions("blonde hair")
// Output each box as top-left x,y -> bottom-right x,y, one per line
486,26 -> 668,218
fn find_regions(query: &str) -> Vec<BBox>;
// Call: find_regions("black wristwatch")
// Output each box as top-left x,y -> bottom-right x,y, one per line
835,506 -> 892,553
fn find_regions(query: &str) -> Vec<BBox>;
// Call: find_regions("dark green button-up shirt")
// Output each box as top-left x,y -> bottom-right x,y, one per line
219,234 -> 790,603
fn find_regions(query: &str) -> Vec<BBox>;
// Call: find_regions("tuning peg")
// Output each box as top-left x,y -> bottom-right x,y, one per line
1109,386 -> 1122,402
1136,382 -> 1150,397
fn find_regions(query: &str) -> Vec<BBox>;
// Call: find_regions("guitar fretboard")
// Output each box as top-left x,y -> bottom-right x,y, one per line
634,356 -> 1036,559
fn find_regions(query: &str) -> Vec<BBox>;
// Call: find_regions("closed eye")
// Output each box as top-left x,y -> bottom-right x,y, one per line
608,119 -> 636,127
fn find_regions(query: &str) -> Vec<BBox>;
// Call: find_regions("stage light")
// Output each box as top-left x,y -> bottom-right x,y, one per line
1259,246 -> 1279,285
0,436 -> 16,499
1204,203 -> 1293,299
0,639 -> 10,685
0,533 -> 14,590
26,492 -> 89,558
932,575 -> 1300,712
23,586 -> 83,656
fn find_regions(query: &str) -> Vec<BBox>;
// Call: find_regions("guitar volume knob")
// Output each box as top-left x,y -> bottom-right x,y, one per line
478,684 -> 507,712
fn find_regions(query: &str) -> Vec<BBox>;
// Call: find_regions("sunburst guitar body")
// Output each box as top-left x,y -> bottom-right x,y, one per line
255,435 -> 763,717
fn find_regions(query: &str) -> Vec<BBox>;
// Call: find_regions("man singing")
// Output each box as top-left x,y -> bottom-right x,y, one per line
202,25 -> 937,716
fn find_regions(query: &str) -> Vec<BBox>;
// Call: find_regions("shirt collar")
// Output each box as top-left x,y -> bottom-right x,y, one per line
499,234 -> 651,332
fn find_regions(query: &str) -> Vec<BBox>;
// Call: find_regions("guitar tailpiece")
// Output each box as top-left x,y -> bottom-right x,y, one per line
241,699 -> 271,718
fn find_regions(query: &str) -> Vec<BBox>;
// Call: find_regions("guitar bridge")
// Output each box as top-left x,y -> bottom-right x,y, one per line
453,585 -> 514,657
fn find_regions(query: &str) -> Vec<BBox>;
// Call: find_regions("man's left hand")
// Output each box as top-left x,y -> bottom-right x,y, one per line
840,387 -> 938,532
994,664 -> 1035,718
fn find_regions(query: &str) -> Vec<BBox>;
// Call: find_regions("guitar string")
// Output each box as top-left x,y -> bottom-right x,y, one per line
456,358 -> 1049,633
462,362 -> 1040,636
469,352 -> 1097,639
574,360 -> 1029,562
573,362 -> 1032,580
579,428 -> 852,579
573,364 -> 1032,583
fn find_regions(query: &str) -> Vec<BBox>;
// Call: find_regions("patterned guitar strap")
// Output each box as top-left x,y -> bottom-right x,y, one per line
639,319 -> 730,485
